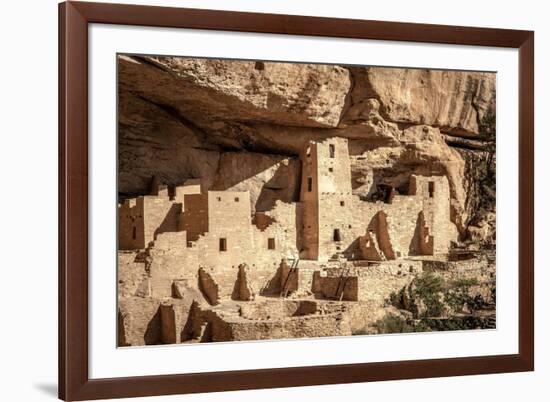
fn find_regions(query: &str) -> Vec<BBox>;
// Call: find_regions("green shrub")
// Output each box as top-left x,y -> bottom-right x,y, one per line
445,277 -> 482,312
413,272 -> 445,317
375,314 -> 414,334
386,289 -> 404,308
451,278 -> 479,288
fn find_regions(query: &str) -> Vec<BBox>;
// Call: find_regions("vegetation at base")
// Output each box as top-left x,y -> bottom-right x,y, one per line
374,314 -> 415,334
371,312 -> 496,334
451,278 -> 479,288
386,272 -> 494,321
413,272 -> 445,317
373,313 -> 432,334
418,315 -> 496,331
444,277 -> 489,312
386,289 -> 402,307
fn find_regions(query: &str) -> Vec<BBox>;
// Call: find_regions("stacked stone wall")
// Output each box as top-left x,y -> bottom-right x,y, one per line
119,198 -> 146,250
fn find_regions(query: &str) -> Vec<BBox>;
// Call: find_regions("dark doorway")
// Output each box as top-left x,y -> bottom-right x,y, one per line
428,181 -> 435,198
168,185 -> 176,201
333,229 -> 341,242
329,144 -> 335,158
219,238 -> 227,252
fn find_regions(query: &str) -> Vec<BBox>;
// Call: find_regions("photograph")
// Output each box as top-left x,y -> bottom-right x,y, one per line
117,55 -> 497,346
2,0 -> 543,400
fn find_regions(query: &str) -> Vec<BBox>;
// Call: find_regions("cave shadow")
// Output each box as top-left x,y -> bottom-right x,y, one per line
408,211 -> 431,256
181,301 -> 200,342
213,153 -> 290,191
143,307 -> 162,345
181,301 -> 214,343
352,211 -> 395,261
117,309 -> 130,347
153,202 -> 183,240
255,159 -> 301,212
342,237 -> 362,260
259,263 -> 283,296
230,267 -> 242,301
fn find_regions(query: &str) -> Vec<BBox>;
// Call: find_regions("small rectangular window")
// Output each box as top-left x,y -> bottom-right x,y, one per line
307,177 -> 312,192
132,227 -> 136,240
329,167 -> 333,173
329,144 -> 335,158
333,229 -> 341,242
217,196 -> 222,201
428,181 -> 435,198
234,197 -> 239,202
219,238 -> 227,252
340,201 -> 345,206
268,238 -> 275,250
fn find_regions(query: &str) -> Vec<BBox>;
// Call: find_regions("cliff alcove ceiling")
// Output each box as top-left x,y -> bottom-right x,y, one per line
118,55 -> 496,244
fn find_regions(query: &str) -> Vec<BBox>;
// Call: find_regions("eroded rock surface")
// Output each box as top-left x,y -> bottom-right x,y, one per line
118,55 -> 496,243
347,67 -> 496,137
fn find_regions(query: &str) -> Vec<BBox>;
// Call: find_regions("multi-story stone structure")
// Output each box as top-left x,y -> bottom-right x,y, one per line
120,137 -> 457,264
118,136 -> 463,345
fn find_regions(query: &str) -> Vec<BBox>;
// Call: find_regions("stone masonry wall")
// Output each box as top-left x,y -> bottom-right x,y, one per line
299,141 -> 320,259
214,312 -> 352,341
119,198 -> 146,250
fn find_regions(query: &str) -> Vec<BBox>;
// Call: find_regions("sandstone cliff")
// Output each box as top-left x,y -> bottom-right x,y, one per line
118,55 -> 496,244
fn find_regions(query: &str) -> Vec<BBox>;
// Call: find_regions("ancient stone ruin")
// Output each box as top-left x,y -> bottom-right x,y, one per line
118,56 -> 496,346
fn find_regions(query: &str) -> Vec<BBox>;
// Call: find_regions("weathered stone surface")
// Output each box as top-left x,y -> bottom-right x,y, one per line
346,67 -> 496,137
120,55 -> 350,129
117,251 -> 148,297
118,56 -> 495,241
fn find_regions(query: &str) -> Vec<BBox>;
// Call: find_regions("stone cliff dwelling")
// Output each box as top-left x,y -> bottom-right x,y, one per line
116,56 -> 497,345
118,137 -> 490,346
120,137 -> 456,259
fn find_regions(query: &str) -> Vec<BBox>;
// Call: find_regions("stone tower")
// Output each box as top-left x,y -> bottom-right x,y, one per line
299,137 -> 354,261
408,175 -> 456,255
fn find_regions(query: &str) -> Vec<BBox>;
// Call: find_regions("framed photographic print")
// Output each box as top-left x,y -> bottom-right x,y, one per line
59,1 -> 534,400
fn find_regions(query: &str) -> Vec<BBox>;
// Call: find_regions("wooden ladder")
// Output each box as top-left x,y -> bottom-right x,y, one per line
281,258 -> 299,298
334,264 -> 350,301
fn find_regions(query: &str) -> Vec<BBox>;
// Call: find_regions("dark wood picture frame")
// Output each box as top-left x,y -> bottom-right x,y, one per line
59,1 -> 534,400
